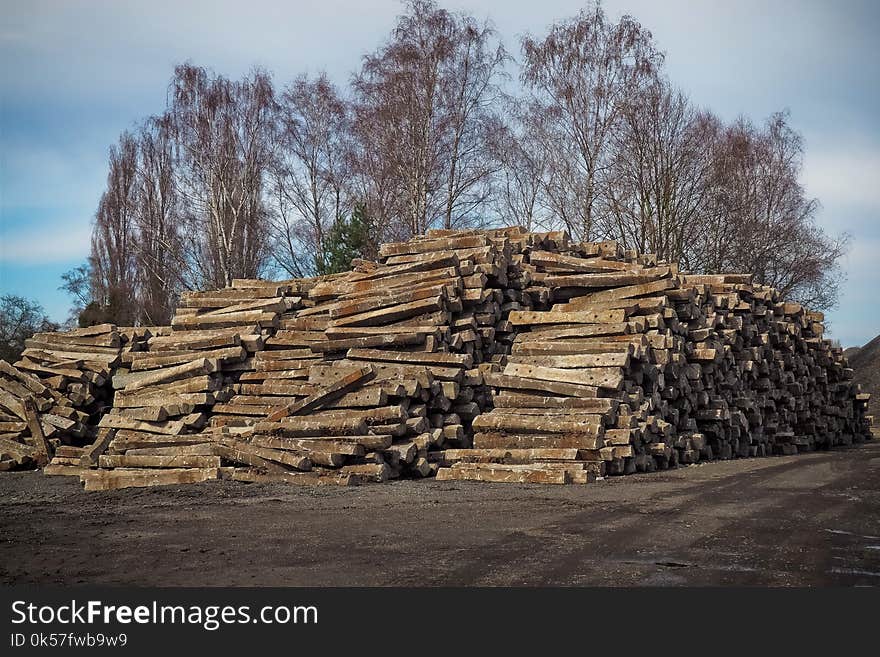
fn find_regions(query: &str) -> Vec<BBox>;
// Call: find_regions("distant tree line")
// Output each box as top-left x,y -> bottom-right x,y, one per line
63,0 -> 847,326
0,296 -> 57,363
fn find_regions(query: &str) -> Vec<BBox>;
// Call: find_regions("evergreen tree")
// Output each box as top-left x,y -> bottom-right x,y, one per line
319,205 -> 373,275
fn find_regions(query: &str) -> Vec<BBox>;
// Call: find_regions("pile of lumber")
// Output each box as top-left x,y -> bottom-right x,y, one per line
13,324 -> 152,444
207,230 -> 568,484
2,324 -> 159,470
436,236 -> 873,483
44,280 -> 301,488
13,226 -> 871,489
0,360 -> 55,470
43,236 -> 524,488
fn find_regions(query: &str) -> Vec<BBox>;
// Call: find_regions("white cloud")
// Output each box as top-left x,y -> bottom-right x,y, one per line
802,149 -> 880,211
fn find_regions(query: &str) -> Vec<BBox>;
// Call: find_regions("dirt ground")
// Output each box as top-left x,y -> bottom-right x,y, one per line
1,441 -> 878,586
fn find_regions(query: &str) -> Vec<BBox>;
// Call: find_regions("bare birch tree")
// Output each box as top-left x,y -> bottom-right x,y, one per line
695,112 -> 848,309
270,73 -> 351,277
134,116 -> 181,324
520,2 -> 663,240
88,131 -> 140,325
168,64 -> 275,289
605,79 -> 715,264
351,0 -> 504,239
489,102 -> 553,230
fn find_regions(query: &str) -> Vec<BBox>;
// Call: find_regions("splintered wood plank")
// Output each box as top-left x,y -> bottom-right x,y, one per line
125,443 -> 221,457
436,463 -> 570,484
328,297 -> 444,328
24,338 -> 121,357
14,359 -> 85,380
21,346 -> 119,366
346,348 -> 472,368
202,297 -> 286,316
565,278 -> 675,304
0,437 -> 38,461
23,397 -> 52,462
511,340 -> 637,356
256,348 -> 319,361
80,468 -> 220,491
377,362 -> 462,383
511,353 -> 630,368
98,414 -> 188,436
266,365 -> 374,422
379,234 -> 487,257
503,363 -> 624,390
32,331 -> 120,349
327,283 -> 448,319
0,390 -> 26,420
309,333 -> 427,352
508,309 -> 627,325
119,358 -> 219,392
366,250 -> 460,271
129,346 -> 245,371
484,373 -> 599,398
251,435 -> 363,457
217,440 -> 313,470
472,414 -> 603,437
0,376 -> 49,405
114,407 -> 169,422
105,433 -> 212,452
98,454 -> 222,469
493,394 -> 619,413
0,421 -> 27,433
323,388 -> 388,408
529,250 -> 636,273
254,417 -> 369,437
324,325 -> 440,339
298,406 -> 407,426
473,432 -> 604,450
211,402 -> 279,415
113,392 -> 215,409
542,266 -> 670,289
171,310 -> 278,330
148,326 -> 255,348
552,295 -> 667,314
0,360 -> 49,395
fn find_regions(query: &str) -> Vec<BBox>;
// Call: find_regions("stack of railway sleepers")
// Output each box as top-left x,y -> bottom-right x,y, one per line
71,361 -> 402,489
22,227 -> 871,489
209,235 -> 522,482
15,324 -> 121,442
671,276 -> 872,457
10,324 -> 155,458
436,241 -> 659,482
46,276 -> 431,488
53,280 -> 303,488
436,235 -> 872,483
101,279 -> 299,438
0,360 -> 56,470
55,233 -> 531,487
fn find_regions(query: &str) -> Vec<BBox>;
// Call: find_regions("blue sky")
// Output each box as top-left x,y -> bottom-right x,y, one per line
1,0 -> 878,345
